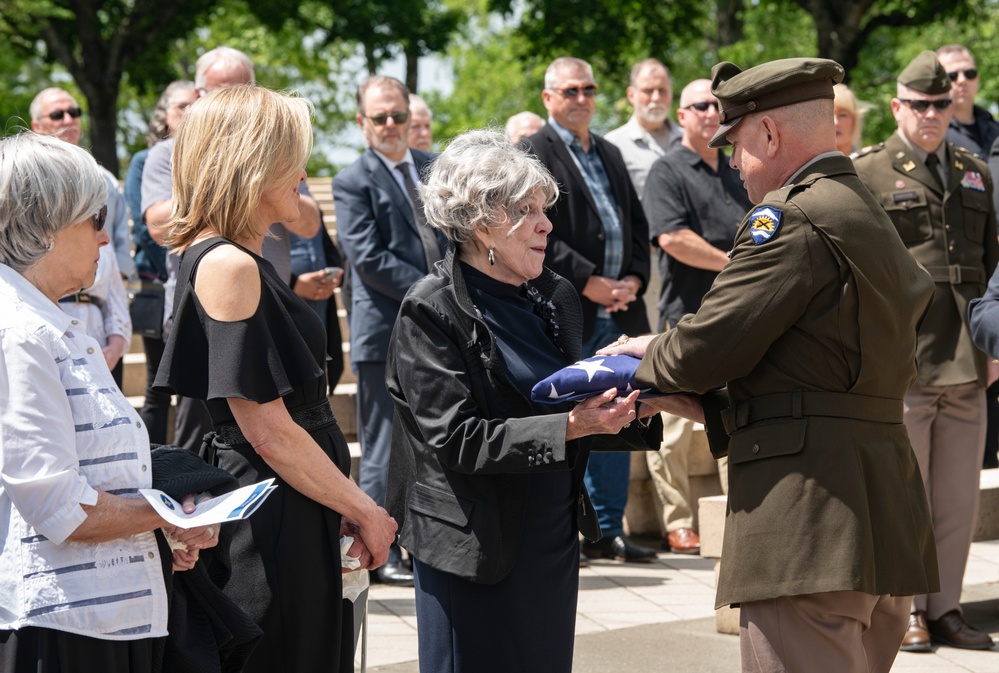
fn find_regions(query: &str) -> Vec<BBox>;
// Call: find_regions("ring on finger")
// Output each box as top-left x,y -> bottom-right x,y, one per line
616,334 -> 630,346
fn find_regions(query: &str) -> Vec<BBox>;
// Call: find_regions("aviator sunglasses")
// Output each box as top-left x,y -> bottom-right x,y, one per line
947,68 -> 978,81
552,85 -> 598,99
46,107 -> 82,122
365,111 -> 409,126
898,98 -> 952,113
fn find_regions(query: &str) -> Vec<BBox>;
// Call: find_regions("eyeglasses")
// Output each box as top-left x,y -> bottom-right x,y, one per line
91,205 -> 107,232
365,111 -> 409,126
898,98 -> 952,113
551,85 -> 598,99
947,68 -> 978,81
682,101 -> 720,112
45,107 -> 82,122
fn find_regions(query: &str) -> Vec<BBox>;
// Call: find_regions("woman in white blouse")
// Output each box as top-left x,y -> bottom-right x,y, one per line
0,132 -> 215,672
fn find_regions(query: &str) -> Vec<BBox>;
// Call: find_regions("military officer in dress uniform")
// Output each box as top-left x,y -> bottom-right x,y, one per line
600,57 -> 939,673
853,51 -> 999,653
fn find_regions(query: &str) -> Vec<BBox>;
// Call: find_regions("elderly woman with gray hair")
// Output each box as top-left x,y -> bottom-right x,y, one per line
0,133 -> 216,672
386,129 -> 648,673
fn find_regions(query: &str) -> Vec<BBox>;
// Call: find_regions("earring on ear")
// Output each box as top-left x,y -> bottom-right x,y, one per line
488,248 -> 495,266
45,237 -> 55,252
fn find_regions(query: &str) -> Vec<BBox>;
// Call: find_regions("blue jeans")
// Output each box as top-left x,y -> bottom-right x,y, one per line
581,317 -> 631,537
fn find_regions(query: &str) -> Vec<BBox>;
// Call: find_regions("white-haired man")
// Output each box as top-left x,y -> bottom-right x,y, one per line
604,58 -> 684,197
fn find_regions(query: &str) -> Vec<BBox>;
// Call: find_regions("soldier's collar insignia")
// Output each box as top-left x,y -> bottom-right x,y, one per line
961,171 -> 986,191
902,160 -> 916,172
749,206 -> 782,245
956,160 -> 964,170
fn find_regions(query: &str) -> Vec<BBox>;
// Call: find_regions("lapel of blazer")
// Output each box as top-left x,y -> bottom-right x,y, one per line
363,148 -> 417,232
945,143 -> 970,201
886,134 -> 943,198
543,125 -> 601,217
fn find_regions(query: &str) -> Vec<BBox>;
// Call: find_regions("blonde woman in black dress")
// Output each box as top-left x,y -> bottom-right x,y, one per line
153,85 -> 397,673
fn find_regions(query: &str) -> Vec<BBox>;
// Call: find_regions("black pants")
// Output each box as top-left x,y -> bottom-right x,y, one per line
139,335 -> 172,445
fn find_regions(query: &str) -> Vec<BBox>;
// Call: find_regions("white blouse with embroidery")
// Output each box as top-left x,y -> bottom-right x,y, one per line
0,263 -> 167,639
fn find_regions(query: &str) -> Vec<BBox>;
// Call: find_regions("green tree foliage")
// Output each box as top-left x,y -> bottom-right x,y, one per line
327,0 -> 465,92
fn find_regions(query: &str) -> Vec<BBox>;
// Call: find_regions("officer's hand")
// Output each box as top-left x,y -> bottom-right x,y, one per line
596,333 -> 657,359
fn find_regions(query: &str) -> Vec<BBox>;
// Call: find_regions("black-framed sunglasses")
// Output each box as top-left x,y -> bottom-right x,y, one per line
46,107 -> 82,122
91,205 -> 107,232
365,111 -> 409,126
947,68 -> 978,81
552,85 -> 598,99
683,101 -> 720,112
899,98 -> 952,113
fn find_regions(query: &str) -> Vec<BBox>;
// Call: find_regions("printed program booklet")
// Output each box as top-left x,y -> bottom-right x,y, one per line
140,478 -> 277,528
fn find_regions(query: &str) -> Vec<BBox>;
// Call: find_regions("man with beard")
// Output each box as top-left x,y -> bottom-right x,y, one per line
854,50 -> 998,653
605,58 -> 684,198
333,75 -> 445,586
641,78 -> 752,555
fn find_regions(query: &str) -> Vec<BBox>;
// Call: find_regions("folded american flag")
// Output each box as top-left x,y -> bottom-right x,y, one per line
531,355 -> 662,405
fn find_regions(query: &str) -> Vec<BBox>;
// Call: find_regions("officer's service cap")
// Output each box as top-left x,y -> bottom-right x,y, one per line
898,51 -> 951,95
708,58 -> 845,149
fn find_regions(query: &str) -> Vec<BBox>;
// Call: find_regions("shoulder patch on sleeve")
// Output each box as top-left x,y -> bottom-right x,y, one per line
749,206 -> 783,245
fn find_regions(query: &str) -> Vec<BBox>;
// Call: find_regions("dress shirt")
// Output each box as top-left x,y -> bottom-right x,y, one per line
603,115 -> 683,197
101,168 -> 136,281
59,245 -> 131,354
372,148 -> 421,203
549,118 -> 623,318
0,263 -> 166,638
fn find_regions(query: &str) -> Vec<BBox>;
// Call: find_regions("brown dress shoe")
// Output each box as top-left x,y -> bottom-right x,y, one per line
666,528 -> 701,555
928,610 -> 994,650
899,611 -> 931,652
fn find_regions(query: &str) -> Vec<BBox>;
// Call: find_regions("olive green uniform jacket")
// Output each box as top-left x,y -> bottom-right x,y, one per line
636,154 -> 939,608
852,133 -> 999,386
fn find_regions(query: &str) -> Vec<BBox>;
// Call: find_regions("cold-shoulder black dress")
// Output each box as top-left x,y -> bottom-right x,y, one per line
153,237 -> 353,673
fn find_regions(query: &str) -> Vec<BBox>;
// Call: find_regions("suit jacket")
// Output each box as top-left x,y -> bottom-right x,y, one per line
636,155 -> 939,607
854,134 -> 999,387
333,148 -> 438,364
386,245 -> 658,584
521,124 -> 651,341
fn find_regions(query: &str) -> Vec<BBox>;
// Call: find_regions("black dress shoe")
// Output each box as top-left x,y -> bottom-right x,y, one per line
374,562 -> 415,587
928,610 -> 994,650
581,535 -> 657,563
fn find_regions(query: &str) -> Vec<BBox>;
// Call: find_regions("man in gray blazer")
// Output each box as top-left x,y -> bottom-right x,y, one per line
333,75 -> 443,586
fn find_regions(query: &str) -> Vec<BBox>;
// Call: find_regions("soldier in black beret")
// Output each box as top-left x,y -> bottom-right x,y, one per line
854,50 -> 999,653
601,57 -> 938,672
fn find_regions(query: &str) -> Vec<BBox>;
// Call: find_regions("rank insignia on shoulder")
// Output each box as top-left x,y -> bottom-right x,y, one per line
961,171 -> 986,191
749,206 -> 782,245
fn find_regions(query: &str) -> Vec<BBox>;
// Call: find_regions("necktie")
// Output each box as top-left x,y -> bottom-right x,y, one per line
925,152 -> 945,192
396,162 -> 442,271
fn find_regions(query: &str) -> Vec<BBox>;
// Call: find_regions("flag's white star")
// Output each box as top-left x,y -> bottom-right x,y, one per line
547,383 -> 575,400
568,358 -> 615,382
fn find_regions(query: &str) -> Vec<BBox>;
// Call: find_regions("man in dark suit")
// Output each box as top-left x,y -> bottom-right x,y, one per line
521,56 -> 656,563
333,75 -> 443,586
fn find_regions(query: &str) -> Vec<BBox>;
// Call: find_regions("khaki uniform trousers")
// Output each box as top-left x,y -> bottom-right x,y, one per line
904,382 -> 986,619
740,591 -> 909,673
646,413 -> 727,534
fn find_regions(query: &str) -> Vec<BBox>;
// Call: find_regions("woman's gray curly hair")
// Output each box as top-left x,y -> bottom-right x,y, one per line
418,129 -> 558,244
0,133 -> 107,273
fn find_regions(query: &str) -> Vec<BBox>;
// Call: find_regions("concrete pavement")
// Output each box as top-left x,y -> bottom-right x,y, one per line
355,538 -> 999,672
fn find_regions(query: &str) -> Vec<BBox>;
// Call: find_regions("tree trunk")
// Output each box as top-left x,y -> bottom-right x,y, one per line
403,42 -> 419,93
85,83 -> 121,177
717,0 -> 745,47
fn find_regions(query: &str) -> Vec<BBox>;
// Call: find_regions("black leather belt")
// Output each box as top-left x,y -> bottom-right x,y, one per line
59,292 -> 102,306
212,402 -> 337,448
721,390 -> 904,435
923,264 -> 985,285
